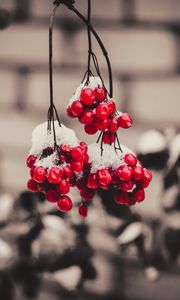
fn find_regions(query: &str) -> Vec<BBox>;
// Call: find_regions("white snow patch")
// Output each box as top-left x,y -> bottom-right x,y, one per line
137,130 -> 167,154
30,122 -> 79,156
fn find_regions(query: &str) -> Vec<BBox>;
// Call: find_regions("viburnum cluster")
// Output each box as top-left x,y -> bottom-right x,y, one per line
26,122 -> 89,215
67,76 -> 132,143
76,144 -> 152,207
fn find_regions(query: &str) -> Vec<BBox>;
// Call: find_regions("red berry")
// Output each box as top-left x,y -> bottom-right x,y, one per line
79,204 -> 88,217
117,165 -> 132,181
71,160 -> 84,172
70,100 -> 83,117
61,144 -> 71,153
27,179 -> 39,192
133,166 -> 144,181
57,195 -> 73,213
106,100 -> 116,115
111,169 -> 119,185
133,188 -> 145,202
30,166 -> 35,178
95,87 -> 106,103
66,106 -> 76,118
87,173 -> 98,189
94,117 -> 109,131
137,179 -> 150,188
114,191 -> 129,205
103,131 -> 115,144
124,153 -> 137,166
108,117 -> 119,132
80,141 -> 88,153
80,88 -> 95,106
79,110 -> 94,125
83,153 -> 89,164
63,165 -> 73,179
80,188 -> 95,201
143,168 -> 152,182
84,124 -> 98,135
76,177 -> 87,190
57,179 -> 70,194
127,193 -> 136,206
26,155 -> 36,168
97,169 -> 112,186
46,189 -> 59,202
71,146 -> 84,161
33,166 -> 46,183
118,113 -> 133,129
96,103 -> 110,120
58,154 -> 67,163
119,180 -> 134,191
48,167 -> 63,184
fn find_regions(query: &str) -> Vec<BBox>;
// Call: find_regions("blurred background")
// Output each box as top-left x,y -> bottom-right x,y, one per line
0,0 -> 180,299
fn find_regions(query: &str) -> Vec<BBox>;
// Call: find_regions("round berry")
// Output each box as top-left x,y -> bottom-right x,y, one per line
119,180 -> 134,191
83,153 -> 89,164
95,87 -> 106,103
133,188 -> 145,202
119,113 -> 133,129
71,160 -> 84,172
106,100 -> 116,115
66,106 -> 76,118
94,117 -> 109,131
108,117 -> 119,132
63,165 -> 73,179
80,88 -> 95,106
96,103 -> 110,120
79,204 -> 88,217
117,165 -> 132,181
58,154 -> 67,163
79,110 -> 94,125
97,168 -> 112,186
48,167 -> 63,184
57,195 -> 73,213
27,179 -> 39,192
124,153 -> 137,166
61,144 -> 71,153
33,166 -> 46,183
76,177 -> 87,190
57,179 -> 70,194
71,146 -> 84,161
111,170 -> 119,185
70,100 -> 83,117
80,141 -> 88,153
84,124 -> 98,135
46,189 -> 59,203
137,179 -> 150,188
30,166 -> 35,178
103,131 -> 115,144
133,166 -> 144,181
26,155 -> 36,168
80,188 -> 95,201
114,191 -> 129,205
87,173 -> 98,189
143,168 -> 152,182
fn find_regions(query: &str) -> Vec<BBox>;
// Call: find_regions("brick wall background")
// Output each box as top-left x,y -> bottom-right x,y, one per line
0,0 -> 180,193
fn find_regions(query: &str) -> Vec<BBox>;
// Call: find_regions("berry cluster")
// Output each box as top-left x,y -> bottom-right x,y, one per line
76,150 -> 152,207
26,141 -> 89,215
67,83 -> 132,140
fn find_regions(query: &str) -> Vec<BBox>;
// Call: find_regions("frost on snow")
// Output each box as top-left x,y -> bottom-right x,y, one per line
88,143 -> 135,173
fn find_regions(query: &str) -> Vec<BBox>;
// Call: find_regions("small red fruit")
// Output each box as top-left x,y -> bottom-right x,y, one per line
133,166 -> 144,181
97,169 -> 112,186
71,146 -> 84,161
84,124 -> 98,135
96,103 -> 110,120
71,160 -> 84,172
57,195 -> 73,213
119,180 -> 134,191
108,117 -> 119,132
80,141 -> 88,153
118,113 -> 133,129
87,173 -> 98,189
133,188 -> 145,202
63,165 -> 73,179
106,100 -> 116,114
66,106 -> 76,118
103,131 -> 115,144
117,165 -> 132,181
80,88 -> 95,106
61,144 -> 71,153
33,166 -> 46,183
114,191 -> 129,205
48,167 -> 63,184
27,179 -> 39,192
124,153 -> 137,166
80,188 -> 95,201
79,204 -> 88,217
57,179 -> 70,194
94,117 -> 109,131
95,87 -> 106,103
83,153 -> 89,164
70,100 -> 83,117
26,155 -> 36,168
46,189 -> 59,202
79,110 -> 94,125
143,168 -> 152,182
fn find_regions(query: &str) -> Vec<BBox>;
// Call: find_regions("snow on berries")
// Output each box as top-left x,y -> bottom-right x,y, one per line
66,76 -> 133,136
26,121 -> 89,215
